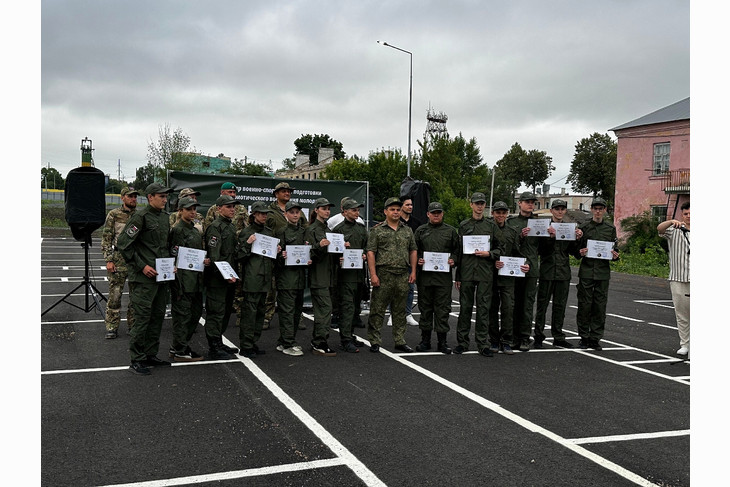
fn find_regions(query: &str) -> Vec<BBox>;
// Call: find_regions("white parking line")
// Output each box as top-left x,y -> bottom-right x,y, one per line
569,429 -> 690,445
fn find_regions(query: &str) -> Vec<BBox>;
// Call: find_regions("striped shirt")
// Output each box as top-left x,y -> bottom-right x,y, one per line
662,226 -> 690,282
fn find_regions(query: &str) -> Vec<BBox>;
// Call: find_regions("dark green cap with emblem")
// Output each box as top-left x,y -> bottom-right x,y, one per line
551,199 -> 568,209
313,197 -> 335,209
177,196 -> 199,210
251,200 -> 272,213
492,201 -> 509,211
343,199 -> 364,210
145,182 -> 172,195
384,197 -> 402,208
285,201 -> 303,211
519,191 -> 538,202
427,202 -> 444,213
470,192 -> 486,203
591,197 -> 607,208
215,195 -> 240,206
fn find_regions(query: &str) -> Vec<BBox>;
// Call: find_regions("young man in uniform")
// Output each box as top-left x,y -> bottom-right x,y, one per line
117,182 -> 174,375
101,187 -> 138,339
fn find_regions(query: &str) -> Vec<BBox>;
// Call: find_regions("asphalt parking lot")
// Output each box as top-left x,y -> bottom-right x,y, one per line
39,236 -> 692,486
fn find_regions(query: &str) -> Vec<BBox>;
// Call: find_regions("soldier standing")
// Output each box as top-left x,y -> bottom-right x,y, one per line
170,188 -> 204,233
101,187 -> 138,339
366,197 -> 417,353
203,181 -> 249,232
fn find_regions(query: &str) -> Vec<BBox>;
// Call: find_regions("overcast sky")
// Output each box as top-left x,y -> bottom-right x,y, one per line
40,0 -> 690,191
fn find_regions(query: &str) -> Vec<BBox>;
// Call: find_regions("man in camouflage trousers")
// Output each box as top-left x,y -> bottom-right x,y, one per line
366,197 -> 417,353
101,187 -> 139,339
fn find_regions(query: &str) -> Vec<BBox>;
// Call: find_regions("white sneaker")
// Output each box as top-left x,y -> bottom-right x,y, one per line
283,346 -> 304,356
276,345 -> 285,352
406,314 -> 419,326
387,316 -> 392,326
676,346 -> 689,355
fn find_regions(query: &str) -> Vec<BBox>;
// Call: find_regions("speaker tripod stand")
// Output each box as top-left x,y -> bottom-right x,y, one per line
42,237 -> 107,316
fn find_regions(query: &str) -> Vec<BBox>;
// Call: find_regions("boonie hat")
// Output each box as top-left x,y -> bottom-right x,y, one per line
177,196 -> 199,210
215,195 -> 241,206
179,188 -> 201,198
313,197 -> 335,209
427,202 -> 444,213
591,197 -> 608,208
384,197 -> 402,208
343,199 -> 364,210
519,191 -> 538,202
492,201 -> 509,211
273,182 -> 294,194
470,192 -> 487,203
551,199 -> 568,209
145,182 -> 172,195
285,201 -> 303,211
251,200 -> 272,213
121,188 -> 139,197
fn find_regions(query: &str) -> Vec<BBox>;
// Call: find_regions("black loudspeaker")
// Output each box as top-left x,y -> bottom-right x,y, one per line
65,166 -> 107,242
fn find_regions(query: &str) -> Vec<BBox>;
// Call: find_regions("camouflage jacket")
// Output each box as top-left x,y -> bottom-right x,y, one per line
203,203 -> 249,233
101,206 -> 135,268
367,221 -> 416,274
170,210 -> 204,234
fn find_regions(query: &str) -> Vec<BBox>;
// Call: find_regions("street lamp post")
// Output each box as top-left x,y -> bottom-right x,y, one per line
377,40 -> 412,177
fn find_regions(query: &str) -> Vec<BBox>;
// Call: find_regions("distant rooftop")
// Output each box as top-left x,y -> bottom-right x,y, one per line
610,97 -> 690,132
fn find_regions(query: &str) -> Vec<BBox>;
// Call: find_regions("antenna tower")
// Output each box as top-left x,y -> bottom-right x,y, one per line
424,105 -> 448,143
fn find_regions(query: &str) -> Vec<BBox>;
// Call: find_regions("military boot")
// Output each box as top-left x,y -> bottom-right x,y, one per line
208,337 -> 235,360
436,332 -> 452,354
415,330 -> 432,352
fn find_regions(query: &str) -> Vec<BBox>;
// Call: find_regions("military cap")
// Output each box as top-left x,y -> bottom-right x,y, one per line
215,195 -> 241,206
220,182 -> 236,190
273,182 -> 294,194
492,201 -> 509,211
177,196 -> 199,210
285,201 -> 303,211
251,200 -> 272,213
470,192 -> 487,203
591,197 -> 608,208
343,199 -> 364,210
121,188 -> 139,197
551,199 -> 568,209
145,182 -> 172,195
313,197 -> 335,209
427,202 -> 444,213
519,191 -> 538,202
179,187 -> 201,198
384,197 -> 403,208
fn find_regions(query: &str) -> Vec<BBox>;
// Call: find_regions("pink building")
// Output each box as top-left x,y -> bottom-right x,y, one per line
610,98 -> 690,241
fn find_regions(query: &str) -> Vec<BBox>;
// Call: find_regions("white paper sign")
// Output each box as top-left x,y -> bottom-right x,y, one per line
586,239 -> 614,260
423,251 -> 450,273
215,261 -> 239,280
326,232 -> 346,253
285,245 -> 311,266
341,248 -> 364,269
155,257 -> 176,282
551,222 -> 576,241
176,246 -> 206,272
462,235 -> 490,254
498,256 -> 526,277
527,218 -> 551,237
251,233 -> 279,259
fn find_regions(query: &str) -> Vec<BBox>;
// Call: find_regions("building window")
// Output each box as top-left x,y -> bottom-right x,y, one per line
651,205 -> 668,223
313,172 -> 317,180
653,143 -> 670,175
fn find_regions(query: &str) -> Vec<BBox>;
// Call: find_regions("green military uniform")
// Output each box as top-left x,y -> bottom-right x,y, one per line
488,207 -> 518,351
413,202 -> 459,353
170,210 -> 204,233
305,208 -> 339,351
455,212 -> 502,354
204,198 -> 241,359
203,202 -> 249,233
101,204 -> 136,335
367,201 -> 417,349
168,199 -> 206,359
574,201 -> 618,348
237,202 -> 277,356
117,184 -> 172,366
333,202 -> 369,350
506,212 -> 540,350
274,209 -> 308,351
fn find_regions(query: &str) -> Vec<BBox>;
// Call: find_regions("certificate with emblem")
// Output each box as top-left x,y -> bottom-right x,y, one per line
586,239 -> 614,260
341,249 -> 364,269
527,218 -> 550,237
550,222 -> 576,241
462,235 -> 490,254
175,246 -> 206,272
252,233 -> 279,259
498,256 -> 526,277
155,257 -> 176,282
215,261 -> 239,280
326,232 -> 346,253
423,251 -> 450,273
285,245 -> 311,266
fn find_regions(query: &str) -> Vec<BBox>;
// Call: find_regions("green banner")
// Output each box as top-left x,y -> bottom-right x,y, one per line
167,171 -> 370,224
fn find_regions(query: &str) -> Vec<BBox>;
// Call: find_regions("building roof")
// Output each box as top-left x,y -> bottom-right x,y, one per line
610,97 -> 689,132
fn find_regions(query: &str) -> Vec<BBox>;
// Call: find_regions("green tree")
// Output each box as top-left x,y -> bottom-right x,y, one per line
293,134 -> 346,165
133,162 -> 159,192
323,155 -> 368,182
567,132 -> 617,205
494,142 -> 527,201
147,123 -> 199,174
105,178 -> 125,194
523,149 -> 555,193
276,157 -> 297,173
41,166 -> 65,190
224,158 -> 272,177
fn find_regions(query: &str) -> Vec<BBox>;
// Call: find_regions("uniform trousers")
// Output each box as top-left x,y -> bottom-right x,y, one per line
512,276 -> 538,345
239,291 -> 267,350
170,288 -> 203,353
456,279 -> 492,352
128,281 -> 168,362
534,279 -> 571,342
310,288 -> 332,346
338,281 -> 362,343
276,289 -> 304,349
205,284 -> 236,341
489,283 -> 514,346
417,284 -> 452,334
368,270 -> 409,347
576,278 -> 610,341
105,269 -> 135,332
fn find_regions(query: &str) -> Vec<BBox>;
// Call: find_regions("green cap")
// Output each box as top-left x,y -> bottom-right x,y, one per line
470,192 -> 486,203
220,182 -> 236,190
519,191 -> 538,202
313,197 -> 335,209
492,201 -> 509,211
591,197 -> 607,208
343,199 -> 364,210
177,196 -> 199,210
215,195 -> 240,206
251,200 -> 272,213
384,197 -> 402,208
551,199 -> 568,209
284,201 -> 303,211
427,202 -> 444,213
145,182 -> 172,195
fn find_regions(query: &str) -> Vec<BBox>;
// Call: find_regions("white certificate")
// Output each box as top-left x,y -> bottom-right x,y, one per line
462,235 -> 490,254
285,245 -> 311,266
423,251 -> 450,273
498,256 -> 526,277
527,218 -> 550,237
155,257 -> 176,282
215,261 -> 239,280
252,233 -> 279,259
551,222 -> 576,241
176,246 -> 206,272
586,239 -> 614,260
341,248 -> 364,269
326,232 -> 346,253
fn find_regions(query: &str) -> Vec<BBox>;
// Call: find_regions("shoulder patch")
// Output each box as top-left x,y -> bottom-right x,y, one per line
125,225 -> 139,237
208,236 -> 218,248
171,245 -> 179,256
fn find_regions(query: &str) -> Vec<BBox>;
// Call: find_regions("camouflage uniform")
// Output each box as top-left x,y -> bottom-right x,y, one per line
170,210 -> 204,234
366,218 -> 417,348
203,203 -> 248,233
101,205 -> 136,334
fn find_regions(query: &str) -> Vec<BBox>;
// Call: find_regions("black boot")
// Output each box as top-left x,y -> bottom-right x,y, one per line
208,337 -> 234,360
436,332 -> 452,354
416,330 -> 432,352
